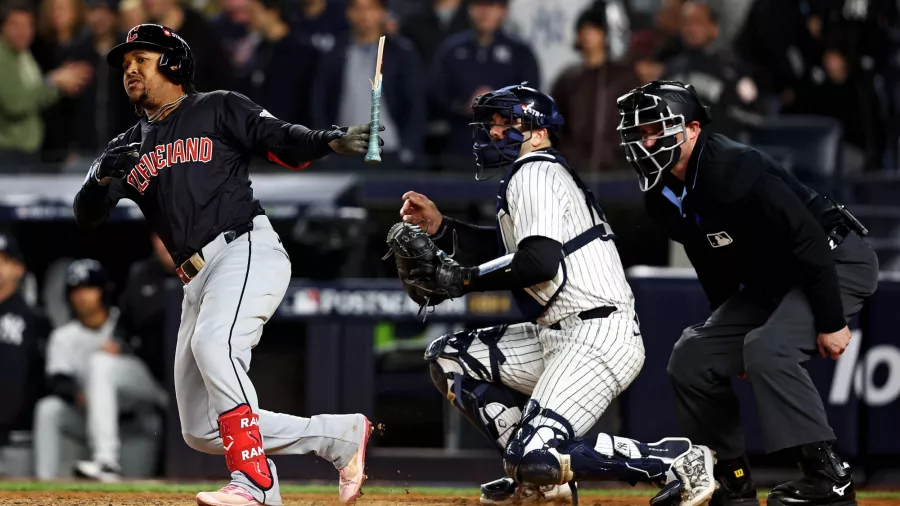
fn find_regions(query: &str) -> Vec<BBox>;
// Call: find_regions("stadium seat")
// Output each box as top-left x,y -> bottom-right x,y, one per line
741,115 -> 844,197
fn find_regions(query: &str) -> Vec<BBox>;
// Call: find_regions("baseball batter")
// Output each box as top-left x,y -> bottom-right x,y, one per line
391,84 -> 716,505
73,24 -> 378,506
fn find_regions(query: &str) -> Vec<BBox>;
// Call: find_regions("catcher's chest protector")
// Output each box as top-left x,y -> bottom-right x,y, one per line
495,149 -> 615,323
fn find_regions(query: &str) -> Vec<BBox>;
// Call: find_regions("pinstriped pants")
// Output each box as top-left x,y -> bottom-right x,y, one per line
464,308 -> 645,443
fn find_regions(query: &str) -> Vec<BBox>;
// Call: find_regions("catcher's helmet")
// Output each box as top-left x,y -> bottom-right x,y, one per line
470,83 -> 565,179
616,80 -> 712,191
107,24 -> 195,90
66,259 -> 114,307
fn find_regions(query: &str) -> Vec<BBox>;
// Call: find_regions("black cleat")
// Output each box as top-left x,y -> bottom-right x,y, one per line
766,441 -> 856,506
710,456 -> 760,506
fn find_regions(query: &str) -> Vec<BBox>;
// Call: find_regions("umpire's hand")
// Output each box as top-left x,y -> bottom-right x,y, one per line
818,325 -> 852,360
401,191 -> 442,236
327,124 -> 385,156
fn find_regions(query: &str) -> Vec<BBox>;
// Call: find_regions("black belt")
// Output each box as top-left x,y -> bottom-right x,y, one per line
176,221 -> 254,284
549,306 -> 616,330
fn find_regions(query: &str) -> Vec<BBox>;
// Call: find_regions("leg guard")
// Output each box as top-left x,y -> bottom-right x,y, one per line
219,404 -> 273,491
426,326 -> 526,453
503,400 -> 577,487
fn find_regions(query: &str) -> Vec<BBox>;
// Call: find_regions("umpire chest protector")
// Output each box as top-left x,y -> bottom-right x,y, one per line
495,149 -> 615,323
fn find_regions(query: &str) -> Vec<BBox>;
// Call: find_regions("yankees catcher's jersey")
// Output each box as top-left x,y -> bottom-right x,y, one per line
496,149 -> 634,326
74,91 -> 332,266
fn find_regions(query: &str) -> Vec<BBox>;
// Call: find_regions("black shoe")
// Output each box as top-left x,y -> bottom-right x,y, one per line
710,456 -> 760,506
767,441 -> 856,506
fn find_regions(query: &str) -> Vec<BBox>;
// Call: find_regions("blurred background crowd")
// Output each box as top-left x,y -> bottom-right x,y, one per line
0,0 -> 898,175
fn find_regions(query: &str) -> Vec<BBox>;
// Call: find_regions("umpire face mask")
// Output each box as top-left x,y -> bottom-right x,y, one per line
617,92 -> 687,192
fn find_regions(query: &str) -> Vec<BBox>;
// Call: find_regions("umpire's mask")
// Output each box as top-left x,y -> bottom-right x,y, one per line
616,80 -> 712,192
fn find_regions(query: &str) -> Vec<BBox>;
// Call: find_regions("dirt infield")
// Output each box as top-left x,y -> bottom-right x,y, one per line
1,492 -> 899,506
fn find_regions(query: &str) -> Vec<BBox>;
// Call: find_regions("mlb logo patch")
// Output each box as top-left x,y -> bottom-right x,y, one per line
707,232 -> 733,248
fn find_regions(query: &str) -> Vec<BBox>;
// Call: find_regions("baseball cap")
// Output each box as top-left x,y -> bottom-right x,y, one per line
0,234 -> 23,264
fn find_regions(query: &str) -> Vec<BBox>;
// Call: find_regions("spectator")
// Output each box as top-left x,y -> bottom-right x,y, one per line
141,0 -> 232,91
0,234 -> 51,454
289,0 -> 348,53
631,0 -> 683,83
551,5 -> 639,174
210,0 -> 256,72
0,1 -> 92,171
33,259 -> 167,481
312,0 -> 426,167
399,0 -> 470,68
31,0 -> 94,165
118,0 -> 145,32
429,0 -> 539,167
788,37 -> 888,172
661,0 -> 763,137
75,235 -> 176,481
236,0 -> 319,125
68,0 -> 136,161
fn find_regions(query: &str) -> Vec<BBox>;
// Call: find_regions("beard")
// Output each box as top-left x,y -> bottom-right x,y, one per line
130,87 -> 151,116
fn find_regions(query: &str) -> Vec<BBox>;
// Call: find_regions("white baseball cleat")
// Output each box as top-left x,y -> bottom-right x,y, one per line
480,477 -> 575,505
338,416 -> 374,503
196,484 -> 263,506
74,460 -> 122,483
671,445 -> 718,506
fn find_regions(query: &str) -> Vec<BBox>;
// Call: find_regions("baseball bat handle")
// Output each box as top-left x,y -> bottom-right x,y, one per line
365,81 -> 383,163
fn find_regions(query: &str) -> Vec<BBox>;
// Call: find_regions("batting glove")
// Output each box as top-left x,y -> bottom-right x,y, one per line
326,124 -> 385,156
90,142 -> 141,185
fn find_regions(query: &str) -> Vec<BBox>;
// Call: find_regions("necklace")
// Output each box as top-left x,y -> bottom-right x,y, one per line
147,94 -> 188,123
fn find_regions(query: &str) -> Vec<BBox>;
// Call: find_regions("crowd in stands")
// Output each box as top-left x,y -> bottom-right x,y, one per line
0,0 -> 897,175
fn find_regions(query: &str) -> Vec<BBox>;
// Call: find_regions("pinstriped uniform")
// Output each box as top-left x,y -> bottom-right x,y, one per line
458,152 -> 645,443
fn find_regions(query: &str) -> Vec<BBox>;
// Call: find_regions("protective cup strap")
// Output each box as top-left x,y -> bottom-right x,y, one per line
219,404 -> 273,490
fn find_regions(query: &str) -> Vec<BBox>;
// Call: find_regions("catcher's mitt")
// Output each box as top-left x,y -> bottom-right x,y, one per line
382,222 -> 457,316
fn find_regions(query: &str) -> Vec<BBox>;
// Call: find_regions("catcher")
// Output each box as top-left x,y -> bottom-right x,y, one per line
385,84 -> 717,506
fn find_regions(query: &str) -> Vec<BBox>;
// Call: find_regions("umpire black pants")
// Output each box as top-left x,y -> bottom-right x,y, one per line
666,232 -> 879,459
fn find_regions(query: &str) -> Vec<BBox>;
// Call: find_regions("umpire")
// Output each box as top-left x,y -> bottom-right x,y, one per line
615,81 -> 879,506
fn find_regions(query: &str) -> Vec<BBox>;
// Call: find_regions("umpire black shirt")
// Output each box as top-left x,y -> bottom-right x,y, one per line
646,131 -> 846,333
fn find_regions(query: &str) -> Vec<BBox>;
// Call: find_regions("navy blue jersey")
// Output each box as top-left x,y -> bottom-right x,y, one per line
75,90 -> 334,265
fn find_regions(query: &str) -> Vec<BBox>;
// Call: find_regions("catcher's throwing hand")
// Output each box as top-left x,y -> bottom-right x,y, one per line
90,142 -> 141,186
400,191 -> 442,235
327,124 -> 386,156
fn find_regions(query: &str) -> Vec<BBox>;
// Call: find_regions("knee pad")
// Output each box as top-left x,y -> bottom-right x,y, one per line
424,324 -> 509,384
425,326 -> 523,453
218,404 -> 273,491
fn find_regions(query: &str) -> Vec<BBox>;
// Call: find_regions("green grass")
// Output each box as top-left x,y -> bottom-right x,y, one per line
0,481 -> 896,500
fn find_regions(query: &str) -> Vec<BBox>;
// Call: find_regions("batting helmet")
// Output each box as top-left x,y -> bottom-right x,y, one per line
65,259 -> 114,307
106,24 -> 195,90
470,83 -> 565,179
616,80 -> 712,192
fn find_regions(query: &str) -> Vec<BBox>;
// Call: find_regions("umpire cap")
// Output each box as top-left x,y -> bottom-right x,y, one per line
107,24 -> 195,90
0,233 -> 24,264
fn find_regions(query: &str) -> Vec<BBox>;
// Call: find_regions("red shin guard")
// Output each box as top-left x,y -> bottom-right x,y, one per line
218,404 -> 273,490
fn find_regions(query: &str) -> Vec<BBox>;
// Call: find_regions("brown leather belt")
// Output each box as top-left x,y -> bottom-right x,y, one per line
175,222 -> 254,284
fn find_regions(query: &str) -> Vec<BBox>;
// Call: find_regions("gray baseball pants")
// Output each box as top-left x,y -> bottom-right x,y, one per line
666,232 -> 879,459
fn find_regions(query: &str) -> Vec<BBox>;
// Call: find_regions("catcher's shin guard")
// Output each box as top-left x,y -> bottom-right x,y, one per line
425,327 -> 525,453
219,404 -> 273,490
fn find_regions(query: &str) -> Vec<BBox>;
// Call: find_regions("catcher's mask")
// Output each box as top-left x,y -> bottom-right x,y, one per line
616,80 -> 712,191
470,83 -> 564,180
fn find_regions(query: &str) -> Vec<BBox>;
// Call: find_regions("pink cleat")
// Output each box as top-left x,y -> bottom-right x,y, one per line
338,416 -> 374,503
196,484 -> 263,506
